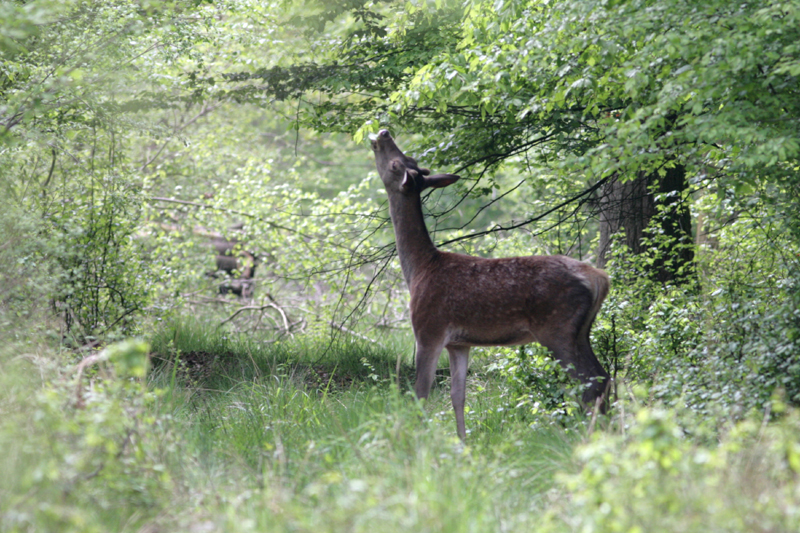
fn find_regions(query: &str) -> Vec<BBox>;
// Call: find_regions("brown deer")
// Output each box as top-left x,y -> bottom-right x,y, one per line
210,235 -> 258,298
371,130 -> 610,440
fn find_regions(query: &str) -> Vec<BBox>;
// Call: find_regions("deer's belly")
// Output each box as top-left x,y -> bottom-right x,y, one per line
447,326 -> 537,347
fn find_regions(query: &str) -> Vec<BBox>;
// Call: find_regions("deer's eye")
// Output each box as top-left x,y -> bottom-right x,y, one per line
371,140 -> 377,150
390,160 -> 400,171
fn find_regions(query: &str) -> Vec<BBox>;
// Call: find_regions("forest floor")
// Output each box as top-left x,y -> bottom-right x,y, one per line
1,321 -> 799,532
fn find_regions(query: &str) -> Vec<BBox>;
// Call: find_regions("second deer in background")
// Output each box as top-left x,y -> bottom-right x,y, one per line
209,231 -> 258,299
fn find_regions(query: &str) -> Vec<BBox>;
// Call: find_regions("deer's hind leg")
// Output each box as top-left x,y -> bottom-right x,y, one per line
537,308 -> 608,409
576,317 -> 610,410
413,335 -> 446,401
446,345 -> 470,441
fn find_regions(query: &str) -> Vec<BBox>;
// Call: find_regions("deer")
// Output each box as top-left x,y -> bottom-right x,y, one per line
371,129 -> 610,440
208,231 -> 258,298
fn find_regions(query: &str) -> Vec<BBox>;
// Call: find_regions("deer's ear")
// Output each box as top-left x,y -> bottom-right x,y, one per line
422,174 -> 459,189
420,167 -> 431,176
401,169 -> 419,192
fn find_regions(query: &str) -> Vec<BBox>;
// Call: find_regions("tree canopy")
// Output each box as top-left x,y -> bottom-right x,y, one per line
276,1 -> 799,186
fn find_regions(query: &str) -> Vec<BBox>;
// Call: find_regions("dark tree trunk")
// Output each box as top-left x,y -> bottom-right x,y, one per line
597,164 -> 694,283
597,173 -> 655,264
650,164 -> 694,283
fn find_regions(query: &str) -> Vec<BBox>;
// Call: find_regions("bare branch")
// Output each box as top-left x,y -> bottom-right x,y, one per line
218,302 -> 292,334
139,102 -> 221,172
437,177 -> 609,247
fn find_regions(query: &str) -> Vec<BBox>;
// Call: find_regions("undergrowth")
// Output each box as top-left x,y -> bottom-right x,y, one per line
1,320 -> 799,532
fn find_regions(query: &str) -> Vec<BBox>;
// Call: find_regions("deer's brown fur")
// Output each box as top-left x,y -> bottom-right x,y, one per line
372,130 -> 610,439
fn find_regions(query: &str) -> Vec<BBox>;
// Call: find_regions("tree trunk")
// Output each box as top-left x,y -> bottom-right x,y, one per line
597,165 -> 694,283
597,173 -> 654,264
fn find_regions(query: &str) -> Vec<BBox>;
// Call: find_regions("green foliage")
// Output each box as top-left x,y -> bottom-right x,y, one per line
1,0 -> 218,341
1,340 -> 175,532
400,0 -> 800,182
593,192 -> 800,416
224,0 -> 799,193
48,176 -> 151,338
487,344 -> 585,428
541,406 -> 800,532
0,200 -> 52,327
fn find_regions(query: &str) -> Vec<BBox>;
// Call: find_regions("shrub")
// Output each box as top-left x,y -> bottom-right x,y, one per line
540,405 -> 800,532
593,198 -> 800,419
47,175 -> 153,341
487,344 -> 586,428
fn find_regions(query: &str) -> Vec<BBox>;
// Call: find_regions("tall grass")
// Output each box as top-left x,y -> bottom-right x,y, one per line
2,321 -> 798,532
149,318 -> 420,390
147,321 -> 576,531
0,321 -> 576,532
160,375 -> 574,532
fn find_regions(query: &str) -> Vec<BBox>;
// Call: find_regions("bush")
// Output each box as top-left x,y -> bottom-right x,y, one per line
593,198 -> 800,419
47,175 -> 153,341
0,340 -> 177,532
540,405 -> 800,532
486,344 -> 586,428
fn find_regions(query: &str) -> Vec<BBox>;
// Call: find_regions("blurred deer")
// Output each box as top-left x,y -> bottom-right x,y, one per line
209,232 -> 257,298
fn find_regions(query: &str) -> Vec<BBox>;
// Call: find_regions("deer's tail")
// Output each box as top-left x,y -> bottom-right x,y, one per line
579,266 -> 610,339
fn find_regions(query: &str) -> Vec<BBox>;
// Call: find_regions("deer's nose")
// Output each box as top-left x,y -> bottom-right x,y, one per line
378,129 -> 391,139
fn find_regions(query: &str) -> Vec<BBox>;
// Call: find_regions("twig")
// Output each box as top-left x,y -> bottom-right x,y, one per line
587,394 -> 603,438
43,147 -> 57,190
138,102 -> 220,172
148,196 -> 311,239
328,320 -> 383,347
395,350 -> 403,387
437,177 -> 609,247
219,302 -> 291,334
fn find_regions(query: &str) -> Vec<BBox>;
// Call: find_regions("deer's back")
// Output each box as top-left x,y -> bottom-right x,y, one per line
408,252 -> 604,346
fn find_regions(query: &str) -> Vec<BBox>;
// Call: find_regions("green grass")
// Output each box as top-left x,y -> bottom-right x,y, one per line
149,318 -> 421,390
0,321 -> 578,532
1,321 -> 799,532
157,376 -> 575,532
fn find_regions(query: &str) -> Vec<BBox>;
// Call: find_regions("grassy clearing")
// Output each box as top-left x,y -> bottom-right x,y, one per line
149,319 -> 420,391
1,322 -> 799,532
159,377 -> 575,532
0,322 -> 578,532
149,321 -> 578,531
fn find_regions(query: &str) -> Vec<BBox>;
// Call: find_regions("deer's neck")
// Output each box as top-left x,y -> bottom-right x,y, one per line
387,192 -> 439,286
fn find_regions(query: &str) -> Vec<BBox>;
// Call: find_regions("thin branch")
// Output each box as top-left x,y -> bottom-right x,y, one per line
148,196 -> 306,237
139,102 -> 220,172
218,302 -> 291,334
433,179 -> 526,233
450,131 -> 559,175
329,320 -> 383,347
437,177 -> 609,247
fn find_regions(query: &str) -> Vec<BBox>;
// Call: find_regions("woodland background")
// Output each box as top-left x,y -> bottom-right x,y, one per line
1,1 -> 800,531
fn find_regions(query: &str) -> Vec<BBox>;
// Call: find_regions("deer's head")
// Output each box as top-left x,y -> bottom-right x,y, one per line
371,130 -> 459,195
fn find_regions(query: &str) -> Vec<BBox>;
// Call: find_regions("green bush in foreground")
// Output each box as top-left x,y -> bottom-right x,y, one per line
1,339 -> 175,531
544,405 -> 800,533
